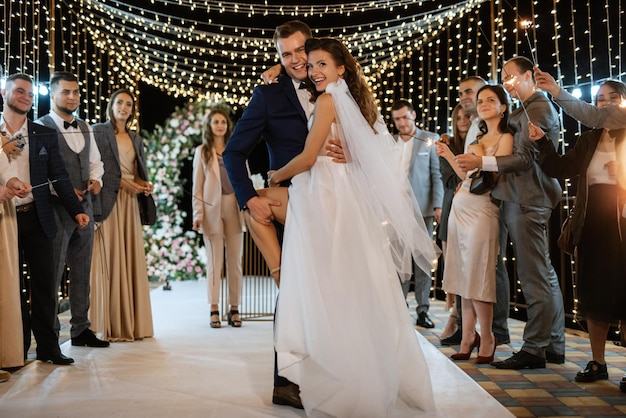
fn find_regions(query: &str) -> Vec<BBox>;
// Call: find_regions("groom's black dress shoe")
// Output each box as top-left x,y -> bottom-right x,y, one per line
36,351 -> 74,365
416,312 -> 434,328
72,329 -> 110,347
272,383 -> 304,409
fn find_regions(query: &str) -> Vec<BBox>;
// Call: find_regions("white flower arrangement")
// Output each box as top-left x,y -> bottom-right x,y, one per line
142,97 -> 235,281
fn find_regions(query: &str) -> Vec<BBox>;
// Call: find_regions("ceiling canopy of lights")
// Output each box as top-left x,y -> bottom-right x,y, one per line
75,0 -> 486,99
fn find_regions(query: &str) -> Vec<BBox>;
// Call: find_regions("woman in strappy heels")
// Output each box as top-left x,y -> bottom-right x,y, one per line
192,109 -> 244,328
437,84 -> 513,363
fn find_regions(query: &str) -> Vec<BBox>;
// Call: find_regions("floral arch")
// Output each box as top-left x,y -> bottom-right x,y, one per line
142,99 -> 235,281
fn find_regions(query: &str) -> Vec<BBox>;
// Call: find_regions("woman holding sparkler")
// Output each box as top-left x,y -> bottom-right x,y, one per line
528,79 -> 626,385
461,24 -> 566,367
437,84 -> 513,364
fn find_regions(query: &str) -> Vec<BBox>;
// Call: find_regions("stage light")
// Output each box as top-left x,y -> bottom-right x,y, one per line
571,88 -> 582,99
591,85 -> 600,97
38,84 -> 49,96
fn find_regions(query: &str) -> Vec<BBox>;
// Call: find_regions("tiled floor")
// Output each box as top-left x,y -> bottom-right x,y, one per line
412,297 -> 626,417
20,283 -> 626,418
4,281 -> 511,418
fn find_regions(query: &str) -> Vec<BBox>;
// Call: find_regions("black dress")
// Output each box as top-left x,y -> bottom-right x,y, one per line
577,183 -> 626,322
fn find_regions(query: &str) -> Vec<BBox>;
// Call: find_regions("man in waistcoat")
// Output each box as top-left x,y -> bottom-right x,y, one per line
36,71 -> 109,348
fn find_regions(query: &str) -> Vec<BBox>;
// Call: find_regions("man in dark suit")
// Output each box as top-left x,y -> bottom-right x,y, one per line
224,20 -> 345,410
1,73 -> 89,365
223,20 -> 312,410
36,71 -> 109,348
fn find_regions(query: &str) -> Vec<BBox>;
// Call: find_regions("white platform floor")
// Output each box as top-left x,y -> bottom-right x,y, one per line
0,280 -> 512,417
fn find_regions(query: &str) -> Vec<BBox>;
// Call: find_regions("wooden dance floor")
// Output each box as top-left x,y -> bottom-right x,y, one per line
0,280 -> 512,417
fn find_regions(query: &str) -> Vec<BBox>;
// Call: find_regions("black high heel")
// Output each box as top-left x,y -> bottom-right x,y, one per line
228,310 -> 242,328
210,311 -> 221,328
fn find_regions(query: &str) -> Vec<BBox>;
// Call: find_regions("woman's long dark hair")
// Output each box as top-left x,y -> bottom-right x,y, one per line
200,108 -> 234,165
476,84 -> 513,138
304,37 -> 378,130
595,79 -> 626,105
448,104 -> 467,154
107,88 -> 136,134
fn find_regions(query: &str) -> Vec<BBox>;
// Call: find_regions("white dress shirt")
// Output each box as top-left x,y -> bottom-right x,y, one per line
396,135 -> 415,177
0,116 -> 32,205
293,79 -> 315,119
44,111 -> 104,187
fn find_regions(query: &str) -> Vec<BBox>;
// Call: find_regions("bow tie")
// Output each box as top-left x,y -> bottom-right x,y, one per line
64,120 -> 78,129
298,82 -> 308,90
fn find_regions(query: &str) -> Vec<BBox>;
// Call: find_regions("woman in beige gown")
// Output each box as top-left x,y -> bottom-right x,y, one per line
0,141 -> 30,371
90,89 -> 154,342
0,197 -> 23,369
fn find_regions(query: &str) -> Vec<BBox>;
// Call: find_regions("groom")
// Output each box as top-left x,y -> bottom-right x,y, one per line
223,20 -> 343,409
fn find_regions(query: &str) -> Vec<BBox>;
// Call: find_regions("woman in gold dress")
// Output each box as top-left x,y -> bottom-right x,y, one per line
90,89 -> 154,342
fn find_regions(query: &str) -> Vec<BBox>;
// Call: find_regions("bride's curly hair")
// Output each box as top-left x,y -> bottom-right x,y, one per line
305,37 -> 378,131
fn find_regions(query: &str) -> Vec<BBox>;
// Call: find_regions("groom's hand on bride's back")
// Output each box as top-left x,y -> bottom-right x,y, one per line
326,139 -> 346,163
246,195 -> 281,226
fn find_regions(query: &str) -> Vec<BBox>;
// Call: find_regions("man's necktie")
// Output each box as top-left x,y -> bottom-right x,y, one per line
299,82 -> 308,90
64,120 -> 78,129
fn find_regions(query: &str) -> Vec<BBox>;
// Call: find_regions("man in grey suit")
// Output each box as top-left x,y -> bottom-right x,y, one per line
457,57 -> 566,369
36,72 -> 109,348
391,99 -> 443,328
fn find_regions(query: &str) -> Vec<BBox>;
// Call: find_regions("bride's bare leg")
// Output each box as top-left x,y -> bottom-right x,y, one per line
244,188 -> 289,287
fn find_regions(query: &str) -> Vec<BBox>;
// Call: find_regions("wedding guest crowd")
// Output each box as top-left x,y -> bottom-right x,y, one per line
0,74 -> 156,375
3,18 -> 626,402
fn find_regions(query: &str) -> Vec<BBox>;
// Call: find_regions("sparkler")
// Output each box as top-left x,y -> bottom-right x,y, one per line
520,20 -> 538,67
412,133 -> 436,146
32,179 -> 59,189
503,76 -> 531,123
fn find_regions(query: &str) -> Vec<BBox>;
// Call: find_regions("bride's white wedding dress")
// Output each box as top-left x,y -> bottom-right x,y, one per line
275,79 -> 437,417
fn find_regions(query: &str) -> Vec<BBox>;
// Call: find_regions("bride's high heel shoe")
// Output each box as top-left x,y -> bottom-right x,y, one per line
450,332 -> 481,361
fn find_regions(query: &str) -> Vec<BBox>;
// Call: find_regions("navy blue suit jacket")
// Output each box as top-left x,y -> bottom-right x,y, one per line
28,120 -> 84,238
223,74 -> 308,209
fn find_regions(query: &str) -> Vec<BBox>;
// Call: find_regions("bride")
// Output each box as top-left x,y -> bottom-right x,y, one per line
249,37 -> 437,417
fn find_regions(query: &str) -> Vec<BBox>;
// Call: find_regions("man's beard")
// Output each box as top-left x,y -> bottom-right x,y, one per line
7,102 -> 29,115
56,105 -> 78,116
